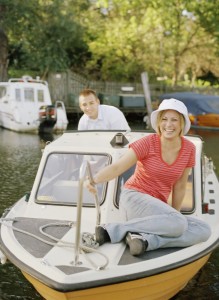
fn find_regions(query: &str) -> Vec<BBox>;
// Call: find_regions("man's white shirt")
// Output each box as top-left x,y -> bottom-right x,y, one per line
78,105 -> 130,130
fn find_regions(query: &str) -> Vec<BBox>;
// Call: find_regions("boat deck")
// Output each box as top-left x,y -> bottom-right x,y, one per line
12,217 -> 182,270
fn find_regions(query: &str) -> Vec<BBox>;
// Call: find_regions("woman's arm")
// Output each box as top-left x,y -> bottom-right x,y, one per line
172,167 -> 191,211
86,148 -> 138,193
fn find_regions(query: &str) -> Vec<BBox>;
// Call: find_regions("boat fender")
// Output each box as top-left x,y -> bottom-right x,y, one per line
0,250 -> 7,264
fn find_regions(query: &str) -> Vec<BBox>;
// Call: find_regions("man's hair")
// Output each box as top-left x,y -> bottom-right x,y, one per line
79,89 -> 98,99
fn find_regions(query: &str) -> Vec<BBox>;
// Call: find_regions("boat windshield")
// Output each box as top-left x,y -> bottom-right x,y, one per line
36,152 -> 111,206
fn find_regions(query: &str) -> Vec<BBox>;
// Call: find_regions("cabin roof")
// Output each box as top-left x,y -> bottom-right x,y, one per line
44,131 -> 203,155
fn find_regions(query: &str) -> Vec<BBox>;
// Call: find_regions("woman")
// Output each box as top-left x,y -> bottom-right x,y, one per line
86,98 -> 211,256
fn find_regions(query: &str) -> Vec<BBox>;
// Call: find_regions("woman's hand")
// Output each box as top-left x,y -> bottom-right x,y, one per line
85,179 -> 97,195
84,148 -> 137,195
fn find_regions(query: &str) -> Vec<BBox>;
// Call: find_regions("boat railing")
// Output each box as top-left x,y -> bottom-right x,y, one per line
74,160 -> 101,265
8,76 -> 48,86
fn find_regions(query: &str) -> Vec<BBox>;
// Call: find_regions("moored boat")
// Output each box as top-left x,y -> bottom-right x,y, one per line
0,76 -> 68,133
0,130 -> 219,300
160,92 -> 219,129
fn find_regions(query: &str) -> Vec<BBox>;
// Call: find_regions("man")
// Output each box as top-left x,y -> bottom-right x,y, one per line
78,89 -> 130,131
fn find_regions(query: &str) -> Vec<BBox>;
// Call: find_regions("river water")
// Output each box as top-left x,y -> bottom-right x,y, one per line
0,124 -> 218,300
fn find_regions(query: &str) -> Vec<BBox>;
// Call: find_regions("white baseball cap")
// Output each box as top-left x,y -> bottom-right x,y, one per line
150,98 -> 191,135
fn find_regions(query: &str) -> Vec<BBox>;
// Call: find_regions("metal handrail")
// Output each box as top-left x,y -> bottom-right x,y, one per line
74,160 -> 101,265
86,162 -> 101,225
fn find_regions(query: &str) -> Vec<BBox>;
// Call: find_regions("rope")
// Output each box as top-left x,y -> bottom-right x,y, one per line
0,218 -> 109,270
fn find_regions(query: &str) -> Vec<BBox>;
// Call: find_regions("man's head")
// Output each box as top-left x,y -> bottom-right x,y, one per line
79,89 -> 100,119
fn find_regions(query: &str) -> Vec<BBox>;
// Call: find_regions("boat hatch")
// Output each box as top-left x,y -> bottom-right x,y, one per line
36,153 -> 111,206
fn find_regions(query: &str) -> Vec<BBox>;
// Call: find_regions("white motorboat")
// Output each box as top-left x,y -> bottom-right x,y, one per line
0,130 -> 218,300
0,76 -> 68,133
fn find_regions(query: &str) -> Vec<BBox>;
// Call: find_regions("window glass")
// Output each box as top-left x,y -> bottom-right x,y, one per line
15,89 -> 21,102
36,153 -> 111,206
24,88 -> 34,102
114,165 -> 136,208
0,86 -> 6,99
38,90 -> 44,102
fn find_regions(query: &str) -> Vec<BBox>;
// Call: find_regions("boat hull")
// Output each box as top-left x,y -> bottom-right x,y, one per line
22,254 -> 211,300
160,92 -> 219,129
0,110 -> 39,132
196,113 -> 219,127
190,113 -> 219,128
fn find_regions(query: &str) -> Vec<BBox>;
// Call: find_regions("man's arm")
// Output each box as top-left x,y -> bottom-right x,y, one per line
78,115 -> 86,130
109,110 -> 130,131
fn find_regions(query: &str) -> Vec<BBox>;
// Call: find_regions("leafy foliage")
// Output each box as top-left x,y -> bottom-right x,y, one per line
85,0 -> 219,85
1,0 -> 219,85
0,0 -> 89,78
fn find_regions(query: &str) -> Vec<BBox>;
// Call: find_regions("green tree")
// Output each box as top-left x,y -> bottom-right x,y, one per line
1,0 -> 219,85
0,27 -> 8,81
156,0 -> 219,85
83,0 -> 219,85
0,0 -> 90,79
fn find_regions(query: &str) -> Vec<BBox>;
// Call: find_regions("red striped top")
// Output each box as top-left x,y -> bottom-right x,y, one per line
124,134 -> 195,203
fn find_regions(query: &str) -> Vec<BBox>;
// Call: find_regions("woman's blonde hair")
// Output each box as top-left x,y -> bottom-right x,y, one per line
156,110 -> 185,136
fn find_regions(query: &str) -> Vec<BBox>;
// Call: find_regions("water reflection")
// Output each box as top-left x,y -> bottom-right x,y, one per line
190,128 -> 219,176
38,131 -> 55,143
0,127 -> 218,300
0,131 -> 39,211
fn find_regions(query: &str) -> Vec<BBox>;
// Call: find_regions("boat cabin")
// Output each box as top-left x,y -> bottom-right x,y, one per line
27,131 -> 209,225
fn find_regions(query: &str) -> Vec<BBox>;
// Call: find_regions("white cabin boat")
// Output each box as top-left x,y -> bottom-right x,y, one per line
0,130 -> 219,300
0,76 -> 68,133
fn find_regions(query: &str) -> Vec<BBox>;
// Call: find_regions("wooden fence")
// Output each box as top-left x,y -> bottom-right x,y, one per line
47,70 -> 219,116
47,70 -> 147,104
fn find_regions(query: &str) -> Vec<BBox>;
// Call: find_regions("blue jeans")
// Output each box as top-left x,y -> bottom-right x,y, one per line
105,188 -> 211,251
